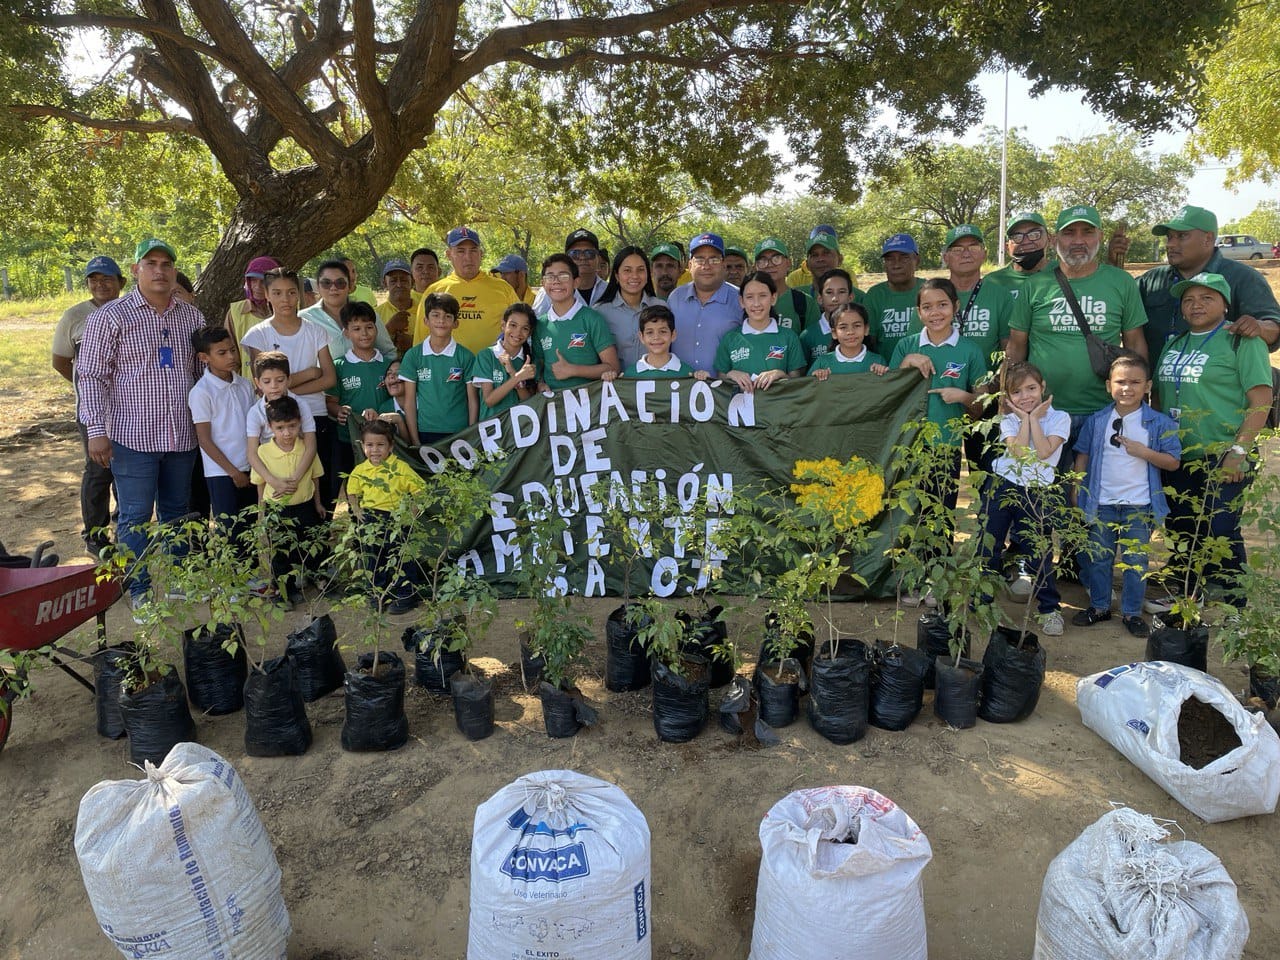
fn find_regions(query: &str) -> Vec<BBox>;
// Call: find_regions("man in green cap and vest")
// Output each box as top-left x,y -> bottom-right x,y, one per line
986,212 -> 1057,297
794,230 -> 864,304
650,242 -> 684,300
1110,204 -> 1280,360
753,237 -> 821,333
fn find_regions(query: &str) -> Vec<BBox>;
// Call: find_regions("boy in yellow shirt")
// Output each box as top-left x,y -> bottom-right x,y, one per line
250,396 -> 325,606
346,418 -> 426,613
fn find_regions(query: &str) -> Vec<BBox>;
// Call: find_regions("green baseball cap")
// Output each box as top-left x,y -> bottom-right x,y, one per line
807,232 -> 840,254
1171,271 -> 1232,305
944,224 -> 984,249
1055,205 -> 1102,231
1153,204 -> 1218,236
135,238 -> 177,262
650,242 -> 682,263
724,246 -> 749,261
754,237 -> 790,259
1005,212 -> 1047,237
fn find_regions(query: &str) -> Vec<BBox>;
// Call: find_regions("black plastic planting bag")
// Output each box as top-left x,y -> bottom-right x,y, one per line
1146,621 -> 1209,672
244,656 -> 312,757
979,626 -> 1047,724
807,640 -> 872,744
285,615 -> 345,701
538,682 -> 596,739
183,623 -> 248,715
916,614 -> 970,690
605,604 -> 651,692
870,641 -> 930,731
681,605 -> 734,688
93,644 -> 134,739
718,676 -> 782,746
119,670 -> 198,766
1250,665 -> 1280,710
518,638 -> 545,691
760,617 -> 815,676
934,656 -> 984,729
341,651 -> 409,752
405,625 -> 467,693
755,659 -> 805,729
652,657 -> 710,743
450,671 -> 496,741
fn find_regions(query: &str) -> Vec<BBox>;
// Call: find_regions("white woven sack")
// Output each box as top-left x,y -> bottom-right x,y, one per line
1034,807 -> 1248,960
468,769 -> 651,960
1077,661 -> 1280,822
748,785 -> 932,960
74,743 -> 290,960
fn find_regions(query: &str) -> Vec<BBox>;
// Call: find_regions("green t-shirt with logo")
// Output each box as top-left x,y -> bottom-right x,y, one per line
954,282 -> 1019,365
715,324 -> 806,377
329,352 -> 391,443
890,333 -> 988,444
471,343 -> 537,419
626,355 -> 694,379
808,348 -> 886,376
774,287 -> 822,335
1155,326 -> 1272,458
1013,265 -> 1148,416
984,261 -> 1057,297
398,338 -> 476,435
800,317 -> 834,364
864,279 -> 924,361
534,305 -> 616,391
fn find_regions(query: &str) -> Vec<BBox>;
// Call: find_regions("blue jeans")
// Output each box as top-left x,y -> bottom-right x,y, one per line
1079,505 -> 1153,618
110,443 -> 198,598
206,474 -> 257,561
981,477 -> 1061,613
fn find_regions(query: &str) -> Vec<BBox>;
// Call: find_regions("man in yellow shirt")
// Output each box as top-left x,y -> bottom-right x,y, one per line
412,227 -> 517,353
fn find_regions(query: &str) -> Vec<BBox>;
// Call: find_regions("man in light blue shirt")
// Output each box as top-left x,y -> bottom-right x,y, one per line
666,232 -> 740,373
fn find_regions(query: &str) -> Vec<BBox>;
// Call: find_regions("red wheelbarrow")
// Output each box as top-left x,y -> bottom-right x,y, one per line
0,548 -> 122,754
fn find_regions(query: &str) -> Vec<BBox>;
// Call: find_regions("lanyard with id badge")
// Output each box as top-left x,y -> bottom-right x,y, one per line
1166,319 -> 1226,422
158,327 -> 175,369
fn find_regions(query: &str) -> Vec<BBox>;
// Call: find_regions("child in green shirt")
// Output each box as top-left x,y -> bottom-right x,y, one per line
327,301 -> 390,446
472,302 -> 539,417
714,271 -> 806,393
625,304 -> 709,379
398,292 -> 477,445
809,303 -> 888,378
534,253 -> 620,391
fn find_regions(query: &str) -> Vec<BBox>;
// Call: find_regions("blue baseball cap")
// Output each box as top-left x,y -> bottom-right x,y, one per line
810,224 -> 838,240
689,232 -> 725,255
495,254 -> 528,273
881,233 -> 919,256
85,256 -> 122,278
381,258 -> 411,278
445,226 -> 482,247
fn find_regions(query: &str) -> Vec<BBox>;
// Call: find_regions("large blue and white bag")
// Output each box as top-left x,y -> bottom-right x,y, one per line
74,743 -> 290,960
468,769 -> 651,960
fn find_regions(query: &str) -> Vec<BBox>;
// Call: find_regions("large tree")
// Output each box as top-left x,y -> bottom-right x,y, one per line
3,0 -> 1239,318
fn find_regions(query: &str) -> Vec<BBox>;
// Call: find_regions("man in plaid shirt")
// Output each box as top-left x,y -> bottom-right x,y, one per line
78,238 -> 206,609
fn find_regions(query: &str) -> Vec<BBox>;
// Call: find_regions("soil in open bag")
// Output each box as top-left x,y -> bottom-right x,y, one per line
244,656 -> 312,757
450,670 -> 495,741
341,651 -> 409,752
870,641 -> 930,731
605,603 -> 651,692
916,613 -> 970,690
755,659 -> 805,729
93,644 -> 134,739
285,614 -> 345,701
934,656 -> 983,729
518,637 -> 545,690
978,626 -> 1046,724
405,622 -> 467,693
652,656 -> 710,743
1146,619 -> 1209,672
183,623 -> 247,715
119,670 -> 198,766
807,639 -> 872,744
538,682 -> 597,738
1178,695 -> 1243,769
1249,664 -> 1280,710
681,604 -> 734,687
760,615 -> 815,676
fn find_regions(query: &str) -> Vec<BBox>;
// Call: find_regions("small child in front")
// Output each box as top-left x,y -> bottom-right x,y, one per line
980,361 -> 1070,636
626,304 -> 708,379
250,396 -> 325,606
1072,354 -> 1181,638
246,351 -> 318,499
188,326 -> 256,545
808,303 -> 887,379
346,419 -> 426,614
399,292 -> 477,446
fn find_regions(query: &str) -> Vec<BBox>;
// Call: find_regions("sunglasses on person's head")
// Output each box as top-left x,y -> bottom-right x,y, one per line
1109,417 -> 1123,447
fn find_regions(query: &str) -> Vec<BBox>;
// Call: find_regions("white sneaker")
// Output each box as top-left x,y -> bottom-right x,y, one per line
922,591 -> 938,608
901,593 -> 922,608
1006,575 -> 1033,599
1144,595 -> 1175,615
1041,610 -> 1064,637
129,593 -> 150,625
164,587 -> 187,601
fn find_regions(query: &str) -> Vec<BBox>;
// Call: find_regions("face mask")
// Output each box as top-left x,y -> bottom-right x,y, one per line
1012,248 -> 1045,270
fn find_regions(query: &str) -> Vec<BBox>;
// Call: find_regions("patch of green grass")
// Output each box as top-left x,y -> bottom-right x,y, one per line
0,291 -> 80,323
0,295 -> 79,398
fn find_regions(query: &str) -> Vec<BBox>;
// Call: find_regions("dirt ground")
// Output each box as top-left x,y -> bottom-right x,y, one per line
2,346 -> 1279,960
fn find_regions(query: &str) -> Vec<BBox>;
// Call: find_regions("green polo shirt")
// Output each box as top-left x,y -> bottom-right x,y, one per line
398,337 -> 475,435
808,347 -> 886,376
774,287 -> 822,335
890,330 -> 987,444
715,322 -> 806,376
329,350 -> 391,443
1155,326 -> 1272,458
471,343 -> 537,418
1013,265 -> 1148,416
864,279 -> 924,361
626,354 -> 694,379
534,303 -> 615,391
800,316 -> 834,363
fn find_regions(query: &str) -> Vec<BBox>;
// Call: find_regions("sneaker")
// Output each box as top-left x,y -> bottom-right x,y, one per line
1006,574 -> 1033,599
1071,607 -> 1112,627
1144,595 -> 1176,615
84,537 -> 112,560
922,592 -> 938,608
164,587 -> 187,601
901,592 -> 922,608
1121,615 -> 1150,638
129,593 -> 149,625
1041,610 -> 1064,637
387,596 -> 419,615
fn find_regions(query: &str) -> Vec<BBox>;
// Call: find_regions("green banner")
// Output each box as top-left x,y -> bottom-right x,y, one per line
401,372 -> 928,598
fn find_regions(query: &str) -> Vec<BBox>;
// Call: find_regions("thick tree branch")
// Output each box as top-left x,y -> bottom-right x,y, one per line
504,42 -> 826,73
26,13 -> 227,64
388,0 -> 463,111
351,0 -> 394,145
9,104 -> 195,134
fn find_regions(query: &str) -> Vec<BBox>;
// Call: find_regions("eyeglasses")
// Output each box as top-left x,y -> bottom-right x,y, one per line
1008,229 -> 1045,243
1109,417 -> 1123,448
568,249 -> 598,261
318,277 -> 349,289
690,256 -> 723,267
542,271 -> 574,283
755,254 -> 786,267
